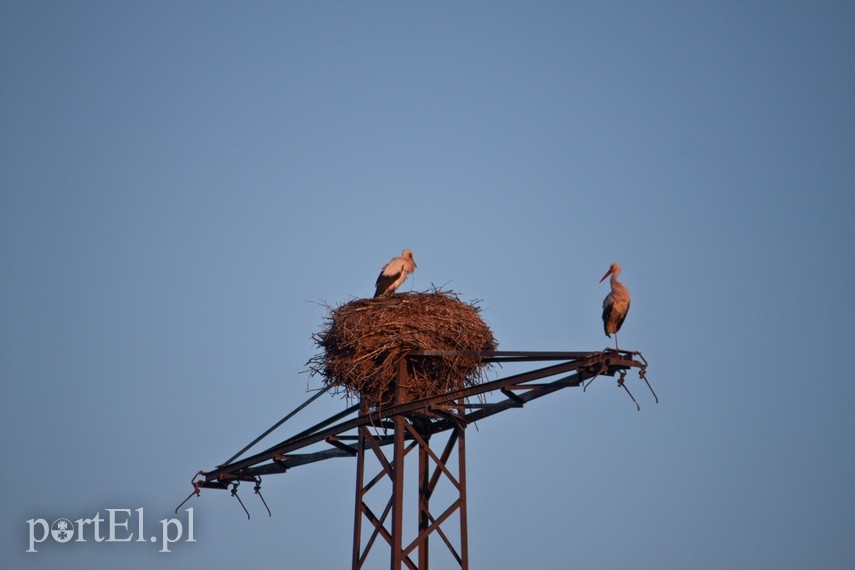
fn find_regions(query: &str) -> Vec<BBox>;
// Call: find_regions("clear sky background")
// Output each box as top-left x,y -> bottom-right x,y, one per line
2,1 -> 854,568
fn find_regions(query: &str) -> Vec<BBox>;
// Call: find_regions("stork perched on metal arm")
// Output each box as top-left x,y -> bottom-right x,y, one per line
600,262 -> 630,350
595,261 -> 658,409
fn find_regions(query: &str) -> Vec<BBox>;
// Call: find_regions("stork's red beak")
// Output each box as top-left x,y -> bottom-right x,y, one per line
599,267 -> 613,283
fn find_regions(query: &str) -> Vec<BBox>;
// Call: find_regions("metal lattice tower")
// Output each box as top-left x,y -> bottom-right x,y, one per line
180,349 -> 652,569
352,359 -> 470,568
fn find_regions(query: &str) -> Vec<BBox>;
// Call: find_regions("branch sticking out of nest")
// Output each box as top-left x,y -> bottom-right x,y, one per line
308,289 -> 498,408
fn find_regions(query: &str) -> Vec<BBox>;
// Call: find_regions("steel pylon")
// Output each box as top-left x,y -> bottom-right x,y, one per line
352,359 -> 468,569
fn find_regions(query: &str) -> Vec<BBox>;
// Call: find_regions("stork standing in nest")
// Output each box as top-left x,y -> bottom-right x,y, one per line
374,249 -> 417,297
600,262 -> 630,349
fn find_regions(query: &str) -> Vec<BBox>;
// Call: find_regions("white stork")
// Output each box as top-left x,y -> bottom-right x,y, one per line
374,249 -> 417,297
600,262 -> 630,349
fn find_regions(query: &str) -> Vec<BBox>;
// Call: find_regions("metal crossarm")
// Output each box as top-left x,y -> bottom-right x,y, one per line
185,348 -> 651,569
196,349 -> 645,488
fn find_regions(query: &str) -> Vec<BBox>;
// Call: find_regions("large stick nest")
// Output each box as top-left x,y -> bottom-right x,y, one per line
309,290 -> 497,408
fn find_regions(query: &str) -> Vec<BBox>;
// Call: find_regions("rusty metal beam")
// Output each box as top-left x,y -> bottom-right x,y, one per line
186,348 -> 650,569
196,350 -> 645,487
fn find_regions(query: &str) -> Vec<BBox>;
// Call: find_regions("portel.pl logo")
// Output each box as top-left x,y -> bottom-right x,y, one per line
26,507 -> 195,553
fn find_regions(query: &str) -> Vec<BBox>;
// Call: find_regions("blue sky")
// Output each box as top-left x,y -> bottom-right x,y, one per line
2,1 -> 854,568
